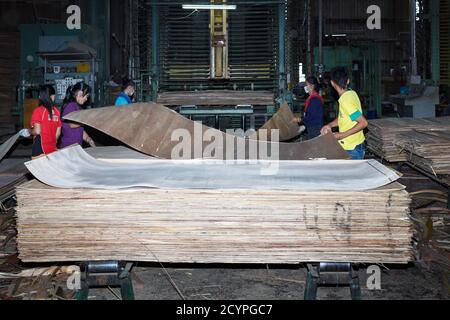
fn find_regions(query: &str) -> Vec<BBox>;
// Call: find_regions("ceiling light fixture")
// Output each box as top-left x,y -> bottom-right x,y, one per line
182,4 -> 237,10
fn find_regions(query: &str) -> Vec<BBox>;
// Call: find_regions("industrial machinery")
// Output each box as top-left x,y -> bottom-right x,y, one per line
76,261 -> 135,300
129,0 -> 287,131
15,24 -> 107,127
313,45 -> 381,119
38,40 -> 98,105
389,76 -> 439,118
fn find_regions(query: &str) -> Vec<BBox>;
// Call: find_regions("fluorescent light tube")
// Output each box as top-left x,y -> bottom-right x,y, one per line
182,4 -> 237,10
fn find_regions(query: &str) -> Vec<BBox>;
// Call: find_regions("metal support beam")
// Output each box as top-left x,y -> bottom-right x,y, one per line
410,0 -> 418,76
318,0 -> 323,77
430,0 -> 440,84
306,0 -> 312,75
210,0 -> 230,79
278,0 -> 287,102
105,0 -> 111,82
151,0 -> 160,102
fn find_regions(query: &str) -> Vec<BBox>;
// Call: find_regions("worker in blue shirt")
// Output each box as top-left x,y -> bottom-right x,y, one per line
115,79 -> 135,106
293,76 -> 324,140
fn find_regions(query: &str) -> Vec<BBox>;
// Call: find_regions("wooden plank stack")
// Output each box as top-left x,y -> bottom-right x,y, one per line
0,175 -> 27,203
367,117 -> 450,162
0,124 -> 16,144
397,130 -> 450,180
16,180 -> 413,264
157,90 -> 275,106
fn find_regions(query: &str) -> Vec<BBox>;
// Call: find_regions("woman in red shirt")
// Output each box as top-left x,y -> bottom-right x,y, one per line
29,85 -> 62,159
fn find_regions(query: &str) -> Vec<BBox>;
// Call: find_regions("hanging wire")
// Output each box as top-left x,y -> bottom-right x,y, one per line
169,9 -> 199,20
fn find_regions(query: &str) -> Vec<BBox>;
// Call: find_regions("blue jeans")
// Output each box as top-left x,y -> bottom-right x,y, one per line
347,144 -> 366,160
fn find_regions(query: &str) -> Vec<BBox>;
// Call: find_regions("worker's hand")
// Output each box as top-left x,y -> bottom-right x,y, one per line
333,132 -> 344,140
298,125 -> 306,134
19,129 -> 31,138
86,138 -> 96,148
320,125 -> 332,136
89,140 -> 96,148
292,117 -> 301,124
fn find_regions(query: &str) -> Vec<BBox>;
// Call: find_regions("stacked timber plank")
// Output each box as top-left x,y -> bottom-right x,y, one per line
0,124 -> 16,144
16,180 -> 413,264
157,90 -> 274,106
367,118 -> 450,162
397,130 -> 450,181
0,175 -> 27,203
0,133 -> 20,161
0,156 -> 30,202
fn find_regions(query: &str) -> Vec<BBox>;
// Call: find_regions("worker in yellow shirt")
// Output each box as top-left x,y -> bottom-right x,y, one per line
321,67 -> 368,160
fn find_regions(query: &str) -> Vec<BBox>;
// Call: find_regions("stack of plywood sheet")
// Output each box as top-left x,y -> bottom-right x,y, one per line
0,133 -> 20,162
15,146 -> 414,264
397,130 -> 450,179
15,181 -> 413,264
0,124 -> 16,144
367,118 -> 450,162
0,175 -> 27,203
157,90 -> 275,106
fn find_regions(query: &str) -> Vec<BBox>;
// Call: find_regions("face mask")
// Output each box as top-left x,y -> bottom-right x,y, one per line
304,86 -> 310,94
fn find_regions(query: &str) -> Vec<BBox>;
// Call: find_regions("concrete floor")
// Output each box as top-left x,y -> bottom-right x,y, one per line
86,263 -> 448,300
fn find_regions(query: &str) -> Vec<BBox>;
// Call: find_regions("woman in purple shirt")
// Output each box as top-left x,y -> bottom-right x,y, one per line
59,82 -> 96,149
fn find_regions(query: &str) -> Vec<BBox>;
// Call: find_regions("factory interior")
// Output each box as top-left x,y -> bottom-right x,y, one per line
0,0 -> 449,303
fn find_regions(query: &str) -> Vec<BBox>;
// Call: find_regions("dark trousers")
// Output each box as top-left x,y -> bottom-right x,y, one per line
306,127 -> 322,140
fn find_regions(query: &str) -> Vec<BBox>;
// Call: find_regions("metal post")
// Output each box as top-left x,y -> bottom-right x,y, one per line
318,0 -> 323,77
87,0 -> 98,27
304,264 -> 319,300
447,188 -> 450,210
410,0 -> 417,75
105,0 -> 111,83
306,0 -> 312,75
430,0 -> 440,85
151,0 -> 160,102
128,0 -> 134,80
278,0 -> 287,102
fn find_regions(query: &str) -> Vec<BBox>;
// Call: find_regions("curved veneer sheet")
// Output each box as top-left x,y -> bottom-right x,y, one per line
25,145 -> 400,190
0,133 -> 20,162
63,103 -> 350,161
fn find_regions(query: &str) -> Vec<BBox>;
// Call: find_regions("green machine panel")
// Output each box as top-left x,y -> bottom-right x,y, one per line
314,45 -> 381,118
